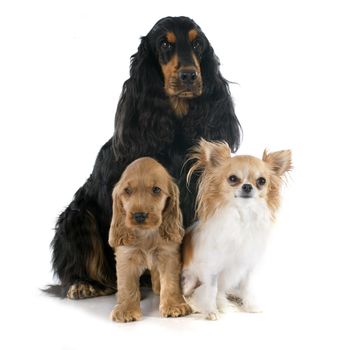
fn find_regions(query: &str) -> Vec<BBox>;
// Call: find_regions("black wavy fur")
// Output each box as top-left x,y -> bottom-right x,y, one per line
45,16 -> 241,297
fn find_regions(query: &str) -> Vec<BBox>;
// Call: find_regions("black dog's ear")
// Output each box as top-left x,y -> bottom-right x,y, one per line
195,40 -> 242,153
200,43 -> 220,87
130,36 -> 150,75
113,34 -> 166,161
129,36 -> 161,94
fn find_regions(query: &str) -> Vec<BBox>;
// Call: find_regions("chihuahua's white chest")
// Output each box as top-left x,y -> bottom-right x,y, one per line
185,198 -> 272,293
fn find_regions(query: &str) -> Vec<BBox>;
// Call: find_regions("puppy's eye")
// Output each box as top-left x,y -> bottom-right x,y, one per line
124,187 -> 132,195
160,40 -> 173,50
257,177 -> 266,187
228,175 -> 238,184
152,186 -> 161,194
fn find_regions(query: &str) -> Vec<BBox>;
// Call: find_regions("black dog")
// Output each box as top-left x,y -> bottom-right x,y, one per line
46,16 -> 241,298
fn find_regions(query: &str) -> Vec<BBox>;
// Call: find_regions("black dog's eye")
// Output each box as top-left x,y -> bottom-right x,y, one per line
160,40 -> 173,50
124,187 -> 132,195
228,175 -> 239,184
152,186 -> 161,194
257,177 -> 266,187
192,39 -> 202,51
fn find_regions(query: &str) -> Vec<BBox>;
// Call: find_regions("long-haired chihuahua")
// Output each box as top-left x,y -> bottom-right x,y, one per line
181,139 -> 292,320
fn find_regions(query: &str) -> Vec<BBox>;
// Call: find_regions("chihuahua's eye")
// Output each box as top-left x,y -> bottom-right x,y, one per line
228,175 -> 239,184
257,177 -> 266,187
124,187 -> 132,195
152,186 -> 161,194
160,40 -> 173,50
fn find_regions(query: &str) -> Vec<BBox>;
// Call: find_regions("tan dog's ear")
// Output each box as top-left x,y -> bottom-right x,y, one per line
263,149 -> 292,176
108,186 -> 135,248
187,138 -> 231,184
159,181 -> 184,244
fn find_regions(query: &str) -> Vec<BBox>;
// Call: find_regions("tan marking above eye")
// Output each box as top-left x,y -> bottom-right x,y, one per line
188,29 -> 198,41
166,32 -> 176,43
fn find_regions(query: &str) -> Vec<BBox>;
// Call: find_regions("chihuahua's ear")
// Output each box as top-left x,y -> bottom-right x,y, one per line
187,138 -> 231,183
199,138 -> 232,167
263,149 -> 292,176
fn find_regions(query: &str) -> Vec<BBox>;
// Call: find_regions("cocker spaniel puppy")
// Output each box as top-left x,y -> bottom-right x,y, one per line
108,157 -> 191,322
46,16 -> 241,299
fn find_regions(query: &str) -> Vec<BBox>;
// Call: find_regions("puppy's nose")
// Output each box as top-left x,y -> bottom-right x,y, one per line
178,69 -> 198,84
133,212 -> 148,223
242,184 -> 253,193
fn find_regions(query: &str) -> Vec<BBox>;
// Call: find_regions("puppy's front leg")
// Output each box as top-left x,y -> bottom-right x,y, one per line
157,247 -> 192,318
150,267 -> 160,295
110,247 -> 144,322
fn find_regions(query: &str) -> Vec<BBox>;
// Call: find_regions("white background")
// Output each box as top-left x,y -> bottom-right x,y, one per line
1,1 -> 350,349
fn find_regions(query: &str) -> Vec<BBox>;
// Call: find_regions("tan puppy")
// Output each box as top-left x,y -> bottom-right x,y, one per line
109,157 -> 191,322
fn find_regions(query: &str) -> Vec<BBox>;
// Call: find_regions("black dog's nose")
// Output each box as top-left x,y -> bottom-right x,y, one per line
179,69 -> 197,84
242,184 -> 253,193
133,212 -> 148,223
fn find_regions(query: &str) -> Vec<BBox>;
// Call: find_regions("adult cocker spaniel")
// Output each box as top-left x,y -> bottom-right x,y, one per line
47,16 -> 241,298
109,157 -> 191,322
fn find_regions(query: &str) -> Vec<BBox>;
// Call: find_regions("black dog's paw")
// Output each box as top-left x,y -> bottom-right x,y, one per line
67,283 -> 115,299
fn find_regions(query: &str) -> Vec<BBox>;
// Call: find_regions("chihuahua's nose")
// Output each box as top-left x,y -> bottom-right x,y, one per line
242,184 -> 253,193
133,212 -> 148,223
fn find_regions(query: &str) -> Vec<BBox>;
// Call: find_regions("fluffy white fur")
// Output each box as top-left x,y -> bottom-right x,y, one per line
182,139 -> 292,320
182,198 -> 271,320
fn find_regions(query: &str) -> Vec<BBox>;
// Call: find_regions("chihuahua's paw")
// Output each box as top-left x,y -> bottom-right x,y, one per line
205,311 -> 219,320
241,301 -> 262,313
160,302 -> 192,318
110,305 -> 142,322
217,295 -> 231,313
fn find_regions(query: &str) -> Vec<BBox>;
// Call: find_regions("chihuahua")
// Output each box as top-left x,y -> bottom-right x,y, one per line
181,139 -> 292,320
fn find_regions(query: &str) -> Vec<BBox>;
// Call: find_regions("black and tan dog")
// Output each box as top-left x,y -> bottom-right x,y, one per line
46,16 -> 241,299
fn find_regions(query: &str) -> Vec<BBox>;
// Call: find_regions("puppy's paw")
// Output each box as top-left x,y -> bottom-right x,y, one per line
205,311 -> 219,321
160,303 -> 192,318
110,305 -> 142,322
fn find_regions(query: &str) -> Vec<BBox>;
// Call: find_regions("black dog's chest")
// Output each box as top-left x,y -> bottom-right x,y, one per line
157,127 -> 190,178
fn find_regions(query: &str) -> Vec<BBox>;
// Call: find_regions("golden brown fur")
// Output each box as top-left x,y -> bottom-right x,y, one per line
161,54 -> 180,98
188,29 -> 198,41
108,157 -> 191,322
182,226 -> 194,268
166,31 -> 176,43
169,96 -> 189,117
262,149 -> 292,218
